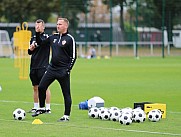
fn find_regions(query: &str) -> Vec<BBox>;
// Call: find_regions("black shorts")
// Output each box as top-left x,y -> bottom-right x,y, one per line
29,68 -> 47,86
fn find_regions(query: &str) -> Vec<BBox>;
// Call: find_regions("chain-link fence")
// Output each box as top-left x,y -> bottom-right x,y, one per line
0,0 -> 181,57
74,0 -> 181,57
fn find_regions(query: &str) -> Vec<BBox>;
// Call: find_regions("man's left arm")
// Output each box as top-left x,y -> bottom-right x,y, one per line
67,36 -> 77,73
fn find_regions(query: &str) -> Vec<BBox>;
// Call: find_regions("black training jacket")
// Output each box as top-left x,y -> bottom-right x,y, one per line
28,32 -> 50,70
36,31 -> 77,72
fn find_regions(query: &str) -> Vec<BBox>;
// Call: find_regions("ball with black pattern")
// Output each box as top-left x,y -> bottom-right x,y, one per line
132,108 -> 146,123
148,109 -> 162,122
119,112 -> 132,125
13,108 -> 26,120
88,107 -> 100,119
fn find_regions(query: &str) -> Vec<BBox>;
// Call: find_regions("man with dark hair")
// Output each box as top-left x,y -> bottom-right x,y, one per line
32,17 -> 77,122
28,19 -> 51,113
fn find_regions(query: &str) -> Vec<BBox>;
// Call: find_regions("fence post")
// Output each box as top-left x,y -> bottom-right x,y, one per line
167,44 -> 170,56
116,44 -> 119,56
133,43 -> 136,57
79,44 -> 82,57
98,44 -> 101,56
150,44 -> 153,55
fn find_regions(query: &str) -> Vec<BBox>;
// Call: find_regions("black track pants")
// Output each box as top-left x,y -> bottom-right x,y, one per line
38,68 -> 72,116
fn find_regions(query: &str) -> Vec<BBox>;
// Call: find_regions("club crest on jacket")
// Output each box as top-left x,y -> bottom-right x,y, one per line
62,40 -> 66,45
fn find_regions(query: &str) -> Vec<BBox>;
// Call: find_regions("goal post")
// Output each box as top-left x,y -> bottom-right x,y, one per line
0,30 -> 13,58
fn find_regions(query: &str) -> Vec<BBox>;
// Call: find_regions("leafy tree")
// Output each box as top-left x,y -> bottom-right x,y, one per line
152,0 -> 181,43
52,0 -> 90,33
0,0 -> 55,23
134,0 -> 181,43
0,0 -> 89,34
103,0 -> 135,32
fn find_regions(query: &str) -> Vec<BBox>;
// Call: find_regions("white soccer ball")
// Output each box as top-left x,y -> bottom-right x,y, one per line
98,107 -> 107,119
148,109 -> 162,122
132,108 -> 146,123
109,106 -> 119,112
119,112 -> 132,125
110,109 -> 121,122
88,107 -> 100,119
99,108 -> 110,120
121,107 -> 133,114
13,108 -> 26,120
99,107 -> 106,112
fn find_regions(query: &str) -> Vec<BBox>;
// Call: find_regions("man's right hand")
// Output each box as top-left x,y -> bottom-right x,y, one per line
29,41 -> 36,51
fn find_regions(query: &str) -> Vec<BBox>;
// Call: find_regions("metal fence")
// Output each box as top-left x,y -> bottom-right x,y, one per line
77,41 -> 180,58
1,0 -> 181,57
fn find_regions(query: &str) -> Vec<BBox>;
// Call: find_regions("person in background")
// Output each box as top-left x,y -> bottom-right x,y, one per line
28,19 -> 51,113
32,17 -> 77,122
87,45 -> 96,59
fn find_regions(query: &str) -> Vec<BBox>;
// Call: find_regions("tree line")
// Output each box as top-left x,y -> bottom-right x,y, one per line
1,0 -> 181,42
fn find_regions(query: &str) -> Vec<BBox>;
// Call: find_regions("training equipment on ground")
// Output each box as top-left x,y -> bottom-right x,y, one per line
148,109 -> 162,122
88,107 -> 100,119
132,108 -> 146,123
32,119 -> 43,124
110,109 -> 121,122
134,102 -> 166,118
13,108 -> 26,120
121,107 -> 133,114
79,100 -> 88,110
99,108 -> 110,120
119,112 -> 132,125
13,22 -> 31,80
88,96 -> 104,109
108,106 -> 119,112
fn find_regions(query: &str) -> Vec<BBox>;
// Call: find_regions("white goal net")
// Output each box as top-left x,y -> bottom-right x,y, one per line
0,30 -> 13,58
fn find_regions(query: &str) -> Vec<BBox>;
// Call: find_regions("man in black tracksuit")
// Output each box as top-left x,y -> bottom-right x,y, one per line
28,19 -> 51,113
32,17 -> 77,122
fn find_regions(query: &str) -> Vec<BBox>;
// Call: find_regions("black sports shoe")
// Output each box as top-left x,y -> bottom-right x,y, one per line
57,115 -> 69,122
32,109 -> 46,117
45,109 -> 51,114
27,108 -> 36,113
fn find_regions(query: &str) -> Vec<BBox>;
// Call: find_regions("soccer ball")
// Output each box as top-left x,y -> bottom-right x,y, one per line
132,108 -> 146,123
110,109 -> 121,122
119,112 -> 132,125
109,107 -> 119,112
88,107 -> 100,119
98,107 -> 106,119
13,108 -> 26,120
148,109 -> 162,122
99,107 -> 106,111
99,108 -> 110,120
121,107 -> 133,113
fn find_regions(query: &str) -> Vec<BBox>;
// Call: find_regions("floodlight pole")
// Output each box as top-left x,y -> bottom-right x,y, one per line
84,0 -> 88,54
162,0 -> 165,58
135,0 -> 138,58
109,0 -> 113,57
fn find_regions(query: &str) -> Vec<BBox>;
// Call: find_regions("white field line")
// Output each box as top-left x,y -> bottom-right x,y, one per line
0,100 -> 78,107
0,100 -> 181,114
0,118 -> 181,136
0,100 -> 181,136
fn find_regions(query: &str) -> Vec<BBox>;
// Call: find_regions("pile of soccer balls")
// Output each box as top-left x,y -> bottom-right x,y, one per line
13,108 -> 26,120
88,106 -> 162,125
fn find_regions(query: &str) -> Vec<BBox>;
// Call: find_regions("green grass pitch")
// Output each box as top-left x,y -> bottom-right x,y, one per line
0,56 -> 181,137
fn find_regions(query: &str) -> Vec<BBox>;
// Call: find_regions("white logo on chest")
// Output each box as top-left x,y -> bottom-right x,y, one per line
62,40 -> 66,45
53,39 -> 57,43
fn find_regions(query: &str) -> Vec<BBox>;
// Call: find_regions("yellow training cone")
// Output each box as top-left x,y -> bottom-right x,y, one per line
32,119 -> 43,124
